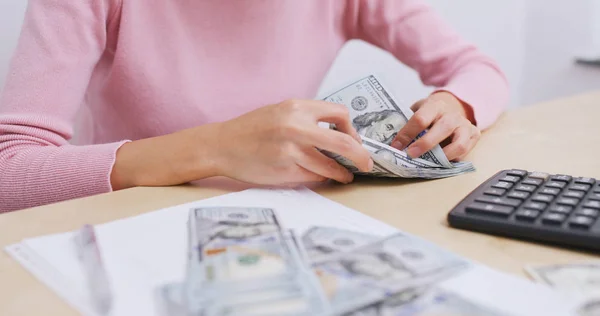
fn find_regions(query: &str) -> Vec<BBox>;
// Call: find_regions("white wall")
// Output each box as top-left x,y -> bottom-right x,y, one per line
319,0 -> 527,109
519,0 -> 600,105
0,1 -> 598,109
0,0 -> 27,94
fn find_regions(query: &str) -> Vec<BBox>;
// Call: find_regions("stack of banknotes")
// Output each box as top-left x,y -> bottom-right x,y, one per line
155,207 -> 509,316
321,75 -> 475,179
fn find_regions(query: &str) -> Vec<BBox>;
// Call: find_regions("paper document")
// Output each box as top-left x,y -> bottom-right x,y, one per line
6,188 -> 577,315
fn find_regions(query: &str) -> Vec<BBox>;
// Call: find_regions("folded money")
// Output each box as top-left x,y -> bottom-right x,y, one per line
182,207 -> 329,316
321,75 -> 475,179
157,208 -> 497,316
311,233 -> 468,314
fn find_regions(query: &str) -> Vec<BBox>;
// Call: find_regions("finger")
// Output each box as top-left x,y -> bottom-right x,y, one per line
312,101 -> 362,144
285,165 -> 328,184
305,128 -> 373,172
285,100 -> 362,144
391,101 -> 441,150
410,98 -> 427,112
442,125 -> 472,161
405,114 -> 460,159
296,148 -> 354,184
447,126 -> 481,161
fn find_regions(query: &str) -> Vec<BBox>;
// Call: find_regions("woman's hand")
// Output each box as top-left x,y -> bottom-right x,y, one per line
390,92 -> 480,161
112,99 -> 372,190
214,99 -> 373,185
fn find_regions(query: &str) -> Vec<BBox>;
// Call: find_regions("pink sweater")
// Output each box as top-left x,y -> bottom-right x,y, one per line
0,0 -> 508,212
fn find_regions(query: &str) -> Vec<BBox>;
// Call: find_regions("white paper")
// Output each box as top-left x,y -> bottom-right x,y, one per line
5,188 -> 577,316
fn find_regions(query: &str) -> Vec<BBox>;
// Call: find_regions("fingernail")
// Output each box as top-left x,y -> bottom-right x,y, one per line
407,146 -> 421,159
391,140 -> 403,150
367,158 -> 374,171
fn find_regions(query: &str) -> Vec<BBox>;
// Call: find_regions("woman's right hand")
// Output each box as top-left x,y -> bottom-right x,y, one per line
111,99 -> 373,190
213,99 -> 373,185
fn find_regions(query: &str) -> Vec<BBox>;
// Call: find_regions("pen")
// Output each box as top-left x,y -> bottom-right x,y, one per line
74,224 -> 114,315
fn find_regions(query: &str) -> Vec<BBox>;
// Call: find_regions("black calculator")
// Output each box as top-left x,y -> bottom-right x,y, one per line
447,169 -> 600,251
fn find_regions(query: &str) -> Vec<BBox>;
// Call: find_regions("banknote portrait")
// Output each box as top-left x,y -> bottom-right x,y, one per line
352,109 -> 406,144
340,251 -> 414,280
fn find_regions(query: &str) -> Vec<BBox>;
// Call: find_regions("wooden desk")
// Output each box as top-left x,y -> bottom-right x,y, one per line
2,92 -> 600,315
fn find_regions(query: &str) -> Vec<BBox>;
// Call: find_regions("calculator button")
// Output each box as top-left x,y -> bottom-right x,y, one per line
529,172 -> 550,180
515,209 -> 540,221
484,188 -> 506,196
548,205 -> 573,214
524,202 -> 547,211
562,190 -> 585,199
542,213 -> 567,225
515,184 -> 536,192
465,203 -> 514,217
546,182 -> 566,189
574,177 -> 596,185
500,176 -> 520,183
531,194 -> 554,203
568,184 -> 591,192
538,187 -> 560,196
589,193 -> 600,201
574,208 -> 600,218
569,216 -> 595,229
556,197 -> 579,206
493,181 -> 513,190
475,196 -> 522,207
507,169 -> 528,177
522,178 -> 543,186
582,200 -> 600,210
594,184 -> 600,193
549,175 -> 572,183
507,191 -> 530,200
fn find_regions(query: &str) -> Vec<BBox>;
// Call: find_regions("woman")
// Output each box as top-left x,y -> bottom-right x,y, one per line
0,0 -> 508,212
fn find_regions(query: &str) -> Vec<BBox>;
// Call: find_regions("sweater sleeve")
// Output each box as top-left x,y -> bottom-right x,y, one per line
0,0 -> 128,212
344,0 -> 510,129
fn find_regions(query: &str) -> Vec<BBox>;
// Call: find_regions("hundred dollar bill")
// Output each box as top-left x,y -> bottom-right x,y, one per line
321,75 -> 476,179
526,262 -> 600,316
323,75 -> 452,168
313,233 -> 469,314
182,222 -> 330,316
325,136 -> 475,179
302,226 -> 379,262
348,287 -> 510,316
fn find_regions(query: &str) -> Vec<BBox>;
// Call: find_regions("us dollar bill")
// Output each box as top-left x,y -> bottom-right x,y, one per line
324,136 -> 475,179
526,262 -> 600,316
323,75 -> 452,168
321,75 -> 475,179
347,287 -> 510,316
302,226 -> 379,263
312,233 -> 469,314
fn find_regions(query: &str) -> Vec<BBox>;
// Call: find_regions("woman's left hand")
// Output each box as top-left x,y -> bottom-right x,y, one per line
390,91 -> 480,161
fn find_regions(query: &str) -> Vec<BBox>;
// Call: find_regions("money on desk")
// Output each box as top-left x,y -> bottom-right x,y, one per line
526,262 -> 600,316
321,75 -> 475,179
155,207 -> 510,316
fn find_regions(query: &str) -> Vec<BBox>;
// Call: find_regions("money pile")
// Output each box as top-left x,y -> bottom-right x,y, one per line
526,262 -> 600,316
321,75 -> 475,179
156,207 -> 508,316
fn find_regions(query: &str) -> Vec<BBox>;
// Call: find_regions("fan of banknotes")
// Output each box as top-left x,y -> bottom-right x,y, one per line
321,75 -> 475,179
154,207 -> 510,316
